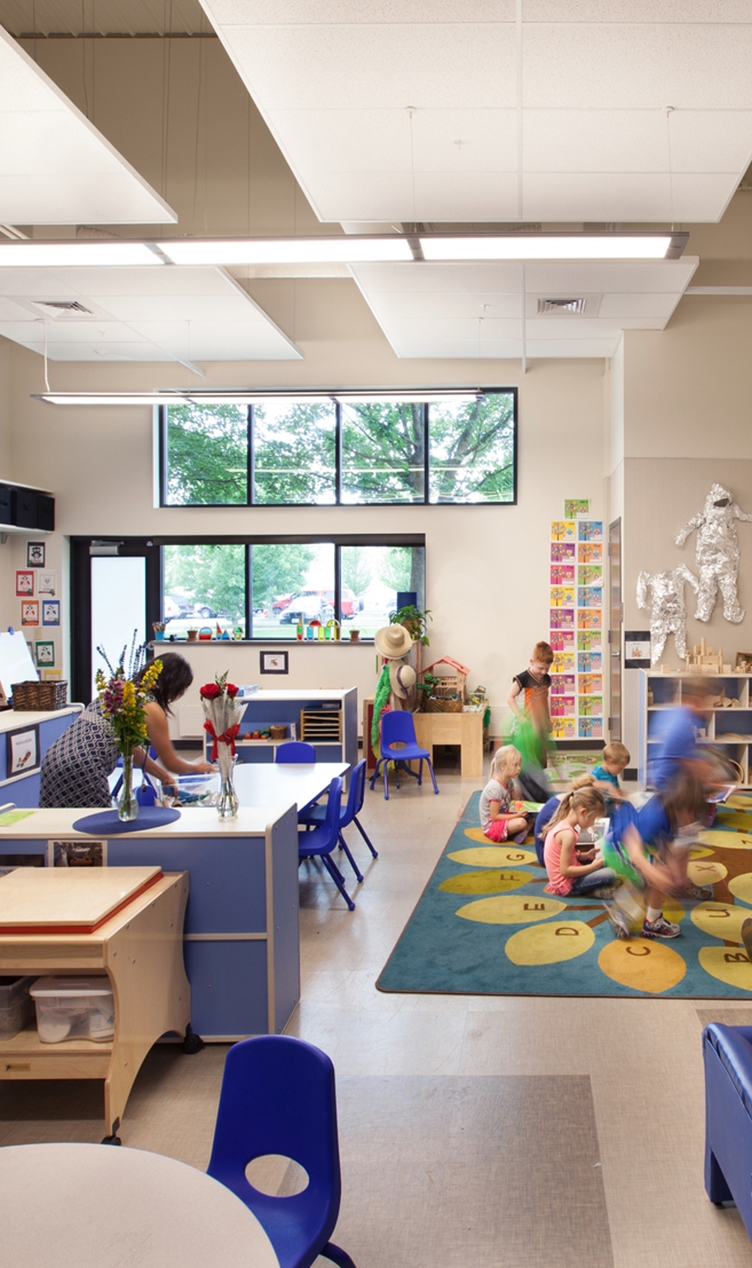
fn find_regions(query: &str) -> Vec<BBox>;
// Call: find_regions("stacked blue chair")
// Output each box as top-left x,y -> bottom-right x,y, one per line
276,741 -> 317,763
207,1035 -> 357,1268
298,776 -> 356,910
369,710 -> 439,800
299,760 -> 376,883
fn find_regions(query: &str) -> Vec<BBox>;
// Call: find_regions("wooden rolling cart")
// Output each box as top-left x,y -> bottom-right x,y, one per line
0,866 -> 190,1142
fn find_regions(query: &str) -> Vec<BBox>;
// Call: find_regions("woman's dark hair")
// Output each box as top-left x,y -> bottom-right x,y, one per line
137,652 -> 193,715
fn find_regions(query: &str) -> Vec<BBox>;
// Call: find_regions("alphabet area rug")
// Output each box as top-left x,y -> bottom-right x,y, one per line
376,791 -> 752,999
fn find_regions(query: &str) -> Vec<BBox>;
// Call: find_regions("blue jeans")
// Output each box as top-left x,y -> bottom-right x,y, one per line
569,867 -> 616,896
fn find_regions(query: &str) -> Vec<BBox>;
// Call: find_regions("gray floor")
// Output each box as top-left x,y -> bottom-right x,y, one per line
2,755 -> 752,1266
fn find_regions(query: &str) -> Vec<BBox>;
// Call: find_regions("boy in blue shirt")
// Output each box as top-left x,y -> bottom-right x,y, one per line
592,741 -> 630,808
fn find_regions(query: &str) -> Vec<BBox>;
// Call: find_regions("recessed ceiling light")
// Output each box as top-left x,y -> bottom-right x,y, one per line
0,242 -> 162,267
160,238 -> 414,266
420,235 -> 676,261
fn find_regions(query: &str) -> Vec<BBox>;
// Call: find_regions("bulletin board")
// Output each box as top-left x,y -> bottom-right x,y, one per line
549,505 -> 603,741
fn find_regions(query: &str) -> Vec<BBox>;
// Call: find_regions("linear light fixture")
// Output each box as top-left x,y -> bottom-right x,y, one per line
0,241 -> 163,267
420,234 -> 678,261
33,388 -> 486,407
3,232 -> 686,270
160,237 -> 414,265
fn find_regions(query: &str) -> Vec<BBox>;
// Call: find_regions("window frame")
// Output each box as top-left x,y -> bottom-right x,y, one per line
158,388 -> 518,508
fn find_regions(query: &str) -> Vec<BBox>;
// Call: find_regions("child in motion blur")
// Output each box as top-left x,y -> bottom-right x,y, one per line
544,786 -> 615,897
479,746 -> 530,843
602,770 -> 712,940
507,641 -> 554,768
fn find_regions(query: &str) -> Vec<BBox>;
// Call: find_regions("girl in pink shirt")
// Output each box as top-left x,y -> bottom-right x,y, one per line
544,786 -> 615,897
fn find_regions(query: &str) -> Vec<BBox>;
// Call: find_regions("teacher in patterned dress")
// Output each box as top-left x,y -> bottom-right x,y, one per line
40,652 -> 214,808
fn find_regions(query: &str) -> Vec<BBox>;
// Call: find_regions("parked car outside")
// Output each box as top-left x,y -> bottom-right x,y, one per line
279,594 -> 334,624
272,593 -> 295,616
164,594 -> 189,619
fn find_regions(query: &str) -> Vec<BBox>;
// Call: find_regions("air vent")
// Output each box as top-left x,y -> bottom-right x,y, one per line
537,298 -> 586,315
31,299 -> 94,319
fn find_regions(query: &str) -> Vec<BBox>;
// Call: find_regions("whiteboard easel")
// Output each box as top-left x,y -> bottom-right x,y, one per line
0,630 -> 39,704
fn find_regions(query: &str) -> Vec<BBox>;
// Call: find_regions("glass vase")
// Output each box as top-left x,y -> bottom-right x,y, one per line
216,743 -> 239,820
117,749 -> 139,822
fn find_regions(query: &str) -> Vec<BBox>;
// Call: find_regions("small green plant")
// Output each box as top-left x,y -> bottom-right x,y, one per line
389,604 -> 431,646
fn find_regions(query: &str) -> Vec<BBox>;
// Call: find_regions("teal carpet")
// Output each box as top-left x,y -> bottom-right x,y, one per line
376,791 -> 752,998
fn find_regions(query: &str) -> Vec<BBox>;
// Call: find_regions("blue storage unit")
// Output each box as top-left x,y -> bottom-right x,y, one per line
0,707 -> 80,810
209,687 -> 358,777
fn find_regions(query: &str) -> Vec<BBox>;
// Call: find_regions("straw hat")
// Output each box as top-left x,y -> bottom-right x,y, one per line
389,661 -> 417,699
375,624 -> 413,659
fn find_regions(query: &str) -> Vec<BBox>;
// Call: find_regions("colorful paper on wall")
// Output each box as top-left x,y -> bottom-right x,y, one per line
551,511 -> 605,741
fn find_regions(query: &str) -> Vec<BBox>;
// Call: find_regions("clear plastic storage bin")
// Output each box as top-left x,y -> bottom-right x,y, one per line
156,771 -> 220,808
0,975 -> 35,1039
29,977 -> 115,1043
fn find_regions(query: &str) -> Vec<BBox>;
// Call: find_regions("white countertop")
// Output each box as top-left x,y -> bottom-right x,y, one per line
0,705 -> 81,733
237,688 -> 356,702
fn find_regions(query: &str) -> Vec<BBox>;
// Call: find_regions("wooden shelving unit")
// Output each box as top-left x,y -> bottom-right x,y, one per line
639,670 -> 752,787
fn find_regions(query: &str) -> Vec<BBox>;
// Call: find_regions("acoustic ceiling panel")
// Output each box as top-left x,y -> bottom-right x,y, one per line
0,24 -> 177,224
199,0 -> 752,225
350,257 -> 698,359
0,265 -> 300,361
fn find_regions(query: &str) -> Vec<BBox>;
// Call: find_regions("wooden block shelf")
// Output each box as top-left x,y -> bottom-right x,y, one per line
300,709 -> 342,743
206,688 -> 357,772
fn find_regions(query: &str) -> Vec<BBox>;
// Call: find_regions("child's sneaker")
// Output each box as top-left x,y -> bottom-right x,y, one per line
642,915 -> 681,939
678,879 -> 713,903
607,905 -> 631,940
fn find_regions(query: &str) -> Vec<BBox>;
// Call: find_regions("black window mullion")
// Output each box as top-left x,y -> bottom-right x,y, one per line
423,401 -> 430,504
247,405 -> 254,506
334,545 -> 342,625
335,401 -> 342,505
246,543 -> 252,638
158,406 -> 167,507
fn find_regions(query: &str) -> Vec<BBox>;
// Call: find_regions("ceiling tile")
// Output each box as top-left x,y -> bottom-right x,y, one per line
0,24 -> 176,224
206,1 -> 513,22
525,338 -> 621,357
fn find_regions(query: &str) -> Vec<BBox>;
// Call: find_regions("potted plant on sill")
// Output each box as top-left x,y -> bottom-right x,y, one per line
389,604 -> 431,646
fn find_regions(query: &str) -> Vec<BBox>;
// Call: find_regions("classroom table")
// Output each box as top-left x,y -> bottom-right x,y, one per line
233,760 -> 349,809
0,1142 -> 280,1268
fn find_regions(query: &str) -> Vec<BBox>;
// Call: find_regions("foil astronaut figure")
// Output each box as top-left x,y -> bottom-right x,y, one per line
637,565 -> 699,664
675,483 -> 752,623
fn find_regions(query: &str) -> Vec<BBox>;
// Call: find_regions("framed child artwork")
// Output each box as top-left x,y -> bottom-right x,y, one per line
551,541 -> 576,562
550,608 -> 574,630
26,542 -> 45,567
550,564 -> 575,586
21,600 -> 39,626
15,570 -> 34,596
34,640 -> 54,667
6,724 -> 40,777
551,521 -> 576,542
41,599 -> 60,626
578,586 -> 602,609
578,630 -> 602,652
564,499 -> 589,519
37,571 -> 57,596
578,542 -> 603,564
578,521 -> 603,542
42,668 -> 63,682
550,586 -> 575,608
550,630 -> 574,653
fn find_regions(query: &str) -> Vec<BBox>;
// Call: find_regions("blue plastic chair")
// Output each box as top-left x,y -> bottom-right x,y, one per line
299,760 -> 377,878
276,741 -> 317,763
207,1035 -> 357,1268
299,776 -> 356,909
369,710 -> 439,800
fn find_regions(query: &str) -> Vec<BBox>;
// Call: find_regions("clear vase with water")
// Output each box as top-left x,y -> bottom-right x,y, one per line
216,742 -> 239,819
117,749 -> 139,822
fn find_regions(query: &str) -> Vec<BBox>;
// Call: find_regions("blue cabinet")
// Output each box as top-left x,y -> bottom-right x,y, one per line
207,687 -> 358,775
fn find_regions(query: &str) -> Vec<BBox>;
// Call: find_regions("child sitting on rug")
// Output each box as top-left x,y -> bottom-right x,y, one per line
534,773 -> 596,866
591,741 -> 630,811
479,745 -> 531,843
544,786 -> 615,897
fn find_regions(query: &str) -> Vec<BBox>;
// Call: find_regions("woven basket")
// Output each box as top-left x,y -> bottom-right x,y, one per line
424,697 -> 464,713
269,724 -> 287,741
12,680 -> 68,710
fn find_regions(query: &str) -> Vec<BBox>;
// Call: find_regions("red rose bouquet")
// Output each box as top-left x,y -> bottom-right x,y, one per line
200,672 -> 243,818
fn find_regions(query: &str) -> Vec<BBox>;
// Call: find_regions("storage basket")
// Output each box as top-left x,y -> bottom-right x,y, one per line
424,697 -> 464,713
12,680 -> 67,710
269,724 -> 287,741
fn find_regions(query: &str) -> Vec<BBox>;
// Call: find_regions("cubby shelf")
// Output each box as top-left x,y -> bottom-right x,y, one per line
639,670 -> 752,787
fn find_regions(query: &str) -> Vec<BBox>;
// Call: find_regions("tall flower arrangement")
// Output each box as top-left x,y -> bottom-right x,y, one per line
200,672 -> 243,819
95,639 -> 162,821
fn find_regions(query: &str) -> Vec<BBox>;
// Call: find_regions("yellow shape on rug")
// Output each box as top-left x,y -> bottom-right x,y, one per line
714,812 -> 752,830
456,895 -> 567,924
598,939 -> 686,994
698,830 -> 752,851
691,901 -> 747,942
689,846 -> 714,859
724,796 -> 752,810
699,946 -> 752,991
440,870 -> 534,896
505,921 -> 594,965
450,844 -> 538,868
687,859 -> 728,886
728,873 -> 752,906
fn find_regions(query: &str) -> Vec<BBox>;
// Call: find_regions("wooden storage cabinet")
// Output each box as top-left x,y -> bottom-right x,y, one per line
639,670 -> 752,787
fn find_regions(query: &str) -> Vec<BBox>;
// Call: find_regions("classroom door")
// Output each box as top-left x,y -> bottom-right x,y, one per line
70,539 -> 160,703
608,518 -> 622,742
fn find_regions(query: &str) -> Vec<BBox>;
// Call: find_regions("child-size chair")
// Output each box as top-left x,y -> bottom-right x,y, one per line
369,710 -> 439,800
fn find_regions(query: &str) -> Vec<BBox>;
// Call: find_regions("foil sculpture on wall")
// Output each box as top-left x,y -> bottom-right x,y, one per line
675,483 -> 752,623
637,565 -> 699,664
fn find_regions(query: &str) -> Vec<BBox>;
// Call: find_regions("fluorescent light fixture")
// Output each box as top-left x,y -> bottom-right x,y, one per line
420,235 -> 674,261
0,242 -> 162,267
336,392 -> 479,404
34,388 -> 487,407
35,394 -> 177,406
187,394 -> 334,405
161,237 -> 414,265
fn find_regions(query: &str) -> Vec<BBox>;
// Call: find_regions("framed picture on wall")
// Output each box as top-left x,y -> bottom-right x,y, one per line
20,600 -> 39,626
41,600 -> 60,626
15,570 -> 34,596
42,668 -> 63,682
6,724 -> 40,777
34,640 -> 54,667
260,650 -> 289,674
26,542 -> 45,567
37,571 -> 57,596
